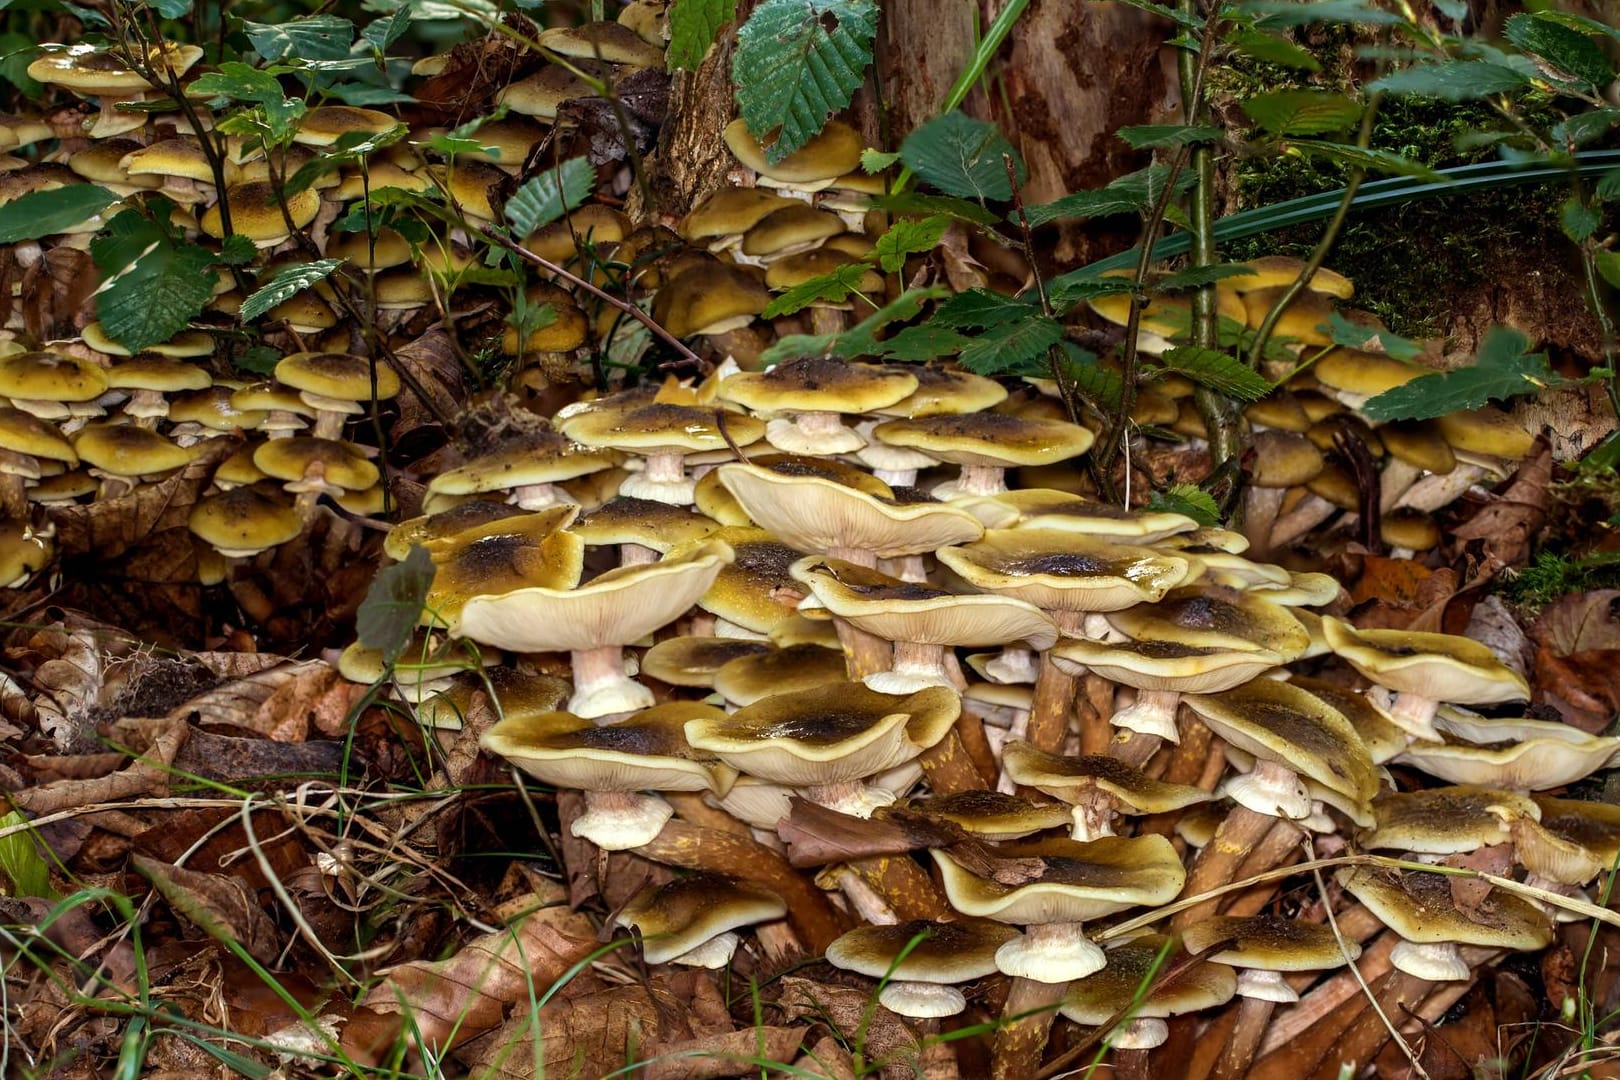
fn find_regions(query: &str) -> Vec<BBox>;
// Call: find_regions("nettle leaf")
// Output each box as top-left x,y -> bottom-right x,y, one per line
357,545 -> 436,662
1238,0 -> 1405,26
240,259 -> 344,322
322,82 -> 415,107
1506,13 -> 1614,90
1241,89 -> 1361,136
1226,27 -> 1321,71
861,147 -> 900,173
90,209 -> 217,353
362,8 -> 413,52
244,15 -> 355,62
871,192 -> 999,227
1158,347 -> 1274,402
900,111 -> 1024,202
504,157 -> 595,237
932,288 -> 1038,330
761,286 -> 948,365
873,215 -> 948,272
1282,140 -> 1446,182
1116,123 -> 1223,149
1148,483 -> 1220,527
1562,196 -> 1601,242
1325,311 -> 1422,361
1155,263 -> 1254,291
669,0 -> 737,70
191,64 -> 307,138
1047,271 -> 1134,313
956,314 -> 1064,376
1530,10 -> 1620,44
1596,166 -> 1620,202
1025,165 -> 1195,227
1056,342 -> 1123,411
1361,327 -> 1564,422
762,261 -> 874,317
1369,60 -> 1529,101
874,324 -> 971,361
0,185 -> 118,244
217,234 -> 259,266
733,0 -> 878,163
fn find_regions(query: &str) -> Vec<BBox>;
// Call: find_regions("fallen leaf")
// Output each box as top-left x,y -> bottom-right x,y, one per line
778,798 -> 967,867
1449,442 -> 1552,567
49,439 -> 231,559
133,854 -> 280,963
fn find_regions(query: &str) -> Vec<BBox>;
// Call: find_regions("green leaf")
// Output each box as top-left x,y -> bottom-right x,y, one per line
669,0 -> 736,70
243,15 -> 355,61
1115,123 -> 1223,149
235,345 -> 281,376
761,286 -> 949,364
1505,13 -> 1614,90
1241,89 -> 1362,136
0,810 -> 52,898
932,288 -> 1038,329
733,0 -> 878,163
0,185 -> 118,244
1025,165 -> 1195,227
1238,0 -> 1405,26
870,192 -> 1000,227
1361,327 -> 1565,422
860,147 -> 901,173
1324,311 -> 1422,361
1155,263 -> 1254,291
1562,196 -> 1601,242
362,8 -> 413,51
1226,27 -> 1321,71
1055,342 -> 1123,411
357,545 -> 435,661
956,315 -> 1064,376
761,261 -> 874,317
1148,483 -> 1219,527
1047,271 -> 1134,312
1597,249 -> 1620,292
1557,108 -> 1620,149
1281,140 -> 1447,182
189,63 -> 304,140
873,324 -> 972,361
504,157 -> 595,236
1597,166 -> 1620,202
217,234 -> 258,266
90,210 -> 218,354
899,111 -> 1023,202
240,259 -> 344,322
1529,11 -> 1620,44
1369,60 -> 1529,101
1158,347 -> 1274,402
872,215 -> 948,272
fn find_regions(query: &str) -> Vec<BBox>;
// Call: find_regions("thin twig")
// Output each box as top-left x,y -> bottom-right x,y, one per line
1003,154 -> 1082,426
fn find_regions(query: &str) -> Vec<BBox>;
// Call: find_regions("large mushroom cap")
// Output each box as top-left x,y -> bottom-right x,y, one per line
383,501 -> 529,561
1058,936 -> 1237,1037
958,488 -> 1199,542
616,873 -> 787,967
480,701 -> 737,795
937,529 -> 1190,612
558,398 -> 765,455
825,918 -> 1019,1018
1182,913 -> 1360,972
0,351 -> 108,403
719,357 -> 918,416
1108,584 -> 1311,658
1359,785 -> 1538,855
712,642 -> 848,706
253,437 -> 378,492
275,352 -> 400,403
1394,711 -> 1620,791
724,118 -> 863,188
680,187 -> 800,244
1000,742 -> 1212,814
73,424 -> 196,478
1050,635 -> 1285,694
423,505 -> 585,627
1320,617 -> 1530,705
188,484 -> 303,558
934,834 -> 1186,925
872,412 -> 1095,469
426,433 -> 622,498
901,789 -> 1073,840
1336,866 -> 1553,954
652,263 -> 771,337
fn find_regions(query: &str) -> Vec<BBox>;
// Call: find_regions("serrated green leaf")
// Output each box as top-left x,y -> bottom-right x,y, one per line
1238,0 -> 1405,26
358,545 -> 436,660
1361,326 -> 1564,422
1506,13 -> 1614,90
1557,108 -> 1620,149
1529,11 -> 1620,44
1155,263 -> 1254,291
504,158 -> 595,237
1324,312 -> 1422,361
1370,60 -> 1529,101
153,0 -> 193,17
870,191 -> 1000,227
1047,271 -> 1135,313
761,286 -> 948,365
90,210 -> 217,354
244,15 -> 354,61
872,215 -> 948,273
1115,123 -> 1223,150
873,324 -> 971,361
1562,196 -> 1601,241
1158,346 -> 1274,402
218,234 -> 258,266
669,0 -> 736,70
321,82 -> 416,107
1024,165 -> 1196,228
0,185 -> 119,244
899,111 -> 1024,202
1597,250 -> 1620,292
0,810 -> 52,898
762,262 -> 873,317
1596,166 -> 1620,202
861,148 -> 900,173
956,315 -> 1064,376
733,0 -> 878,163
1055,342 -> 1123,411
932,288 -> 1039,329
240,259 -> 344,322
1226,27 -> 1321,71
1241,89 -> 1361,136
1148,483 -> 1219,527
235,345 -> 281,376
1282,140 -> 1447,182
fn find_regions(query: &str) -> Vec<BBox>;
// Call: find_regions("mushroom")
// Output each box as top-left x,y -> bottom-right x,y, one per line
0,350 -> 109,422
1057,935 -> 1237,1053
711,642 -> 848,707
719,357 -> 917,455
900,789 -> 1072,841
188,483 -> 304,560
640,636 -> 774,689
414,667 -> 571,732
557,398 -> 765,505
104,356 -> 212,428
382,501 -> 528,561
274,353 -> 401,441
680,187 -> 801,252
825,918 -> 1019,1018
426,432 -> 622,511
871,413 -> 1096,500
615,873 -> 787,967
1000,742 -> 1211,841
27,42 -> 203,137
537,21 -> 666,69
723,118 -> 863,198
0,408 -> 77,518
1392,709 -> 1620,791
201,181 -> 320,247
670,526 -> 806,638
481,701 -> 737,849
72,423 -> 196,499
252,436 -> 380,521
570,495 -> 720,565
421,505 -> 584,630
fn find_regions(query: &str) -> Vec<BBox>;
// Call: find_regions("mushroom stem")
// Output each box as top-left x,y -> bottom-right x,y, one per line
1382,690 -> 1441,740
1268,493 -> 1338,550
1242,485 -> 1286,559
1068,795 -> 1117,841
619,450 -> 694,505
571,790 -> 675,851
1222,757 -> 1313,821
568,645 -> 655,720
938,463 -> 1007,499
820,865 -> 899,924
0,471 -> 28,521
1210,997 -> 1276,1080
311,409 -> 345,441
619,542 -> 659,566
1023,610 -> 1085,757
866,641 -> 952,693
983,645 -> 1038,684
996,921 -> 1104,982
511,481 -> 577,510
990,976 -> 1068,1080
1171,805 -> 1284,931
802,779 -> 895,819
1110,689 -> 1183,742
872,466 -> 919,487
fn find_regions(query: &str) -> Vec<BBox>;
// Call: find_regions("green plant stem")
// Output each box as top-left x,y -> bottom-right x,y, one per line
1245,94 -> 1383,369
1003,154 -> 1083,425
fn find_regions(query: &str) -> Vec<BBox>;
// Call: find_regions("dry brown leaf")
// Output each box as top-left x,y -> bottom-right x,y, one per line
134,808 -> 306,893
462,982 -> 674,1080
359,880 -> 599,1053
188,651 -> 289,678
256,663 -> 371,741
1449,442 -> 1552,567
937,221 -> 988,293
641,1026 -> 805,1079
132,854 -> 280,963
11,714 -> 189,815
1531,590 -> 1620,730
773,977 -> 922,1068
30,626 -> 108,749
170,659 -> 332,734
779,798 -> 967,868
1533,589 -> 1620,655
49,439 -> 231,559
391,330 -> 468,439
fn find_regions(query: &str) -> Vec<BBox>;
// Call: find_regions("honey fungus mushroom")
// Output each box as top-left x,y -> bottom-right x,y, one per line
615,873 -> 787,968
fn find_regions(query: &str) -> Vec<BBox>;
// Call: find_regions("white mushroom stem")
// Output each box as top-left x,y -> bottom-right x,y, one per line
568,645 -> 655,720
802,779 -> 896,819
619,542 -> 660,566
1388,939 -> 1470,981
1243,485 -> 1287,559
995,921 -> 1106,983
891,555 -> 928,583
713,616 -> 767,640
769,410 -> 862,454
1109,689 -> 1183,742
1377,686 -> 1441,741
570,790 -> 674,851
311,409 -> 346,441
1068,796 -> 1118,842
1221,757 -> 1313,821
1269,494 -> 1339,550
823,865 -> 900,925
865,641 -> 953,694
1378,457 -> 1425,513
1395,464 -> 1488,513
124,389 -> 168,429
511,482 -> 579,510
934,463 -> 1008,500
984,646 -> 1039,685
1236,968 -> 1299,1003
618,450 -> 694,505
873,467 -> 919,487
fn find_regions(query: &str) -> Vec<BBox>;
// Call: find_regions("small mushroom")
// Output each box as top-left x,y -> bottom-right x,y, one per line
825,918 -> 1019,1018
616,873 -> 787,967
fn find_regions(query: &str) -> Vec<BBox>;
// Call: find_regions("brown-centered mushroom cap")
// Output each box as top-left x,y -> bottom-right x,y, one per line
293,105 -> 399,147
202,181 -> 319,245
719,357 -> 918,417
724,118 -> 863,188
900,789 -> 1073,840
933,835 -> 1186,926
1058,936 -> 1237,1044
669,525 -> 804,635
426,433 -> 622,503
960,488 -> 1199,542
481,701 -> 736,794
422,504 -> 585,627
497,65 -> 592,119
616,873 -> 787,967
872,412 -> 1096,470
1320,617 -> 1530,706
824,919 -> 1019,1018
1109,584 -> 1311,657
1050,635 -> 1285,695
571,495 -> 721,553
188,483 -> 303,558
383,501 -> 528,562
1288,675 -> 1410,764
275,352 -> 400,405
252,436 -> 378,492
1336,866 -> 1553,969
1001,742 -> 1212,815
1394,710 -> 1620,791
0,350 -> 108,404
652,262 -> 772,337
1434,405 -> 1536,461
0,408 -> 76,465
558,398 -> 765,456
680,187 -> 800,244
937,529 -> 1189,612
537,21 -> 666,67
640,636 -> 774,688
73,424 -> 196,478
1182,913 -> 1359,971
711,642 -> 849,706
1359,785 -> 1538,854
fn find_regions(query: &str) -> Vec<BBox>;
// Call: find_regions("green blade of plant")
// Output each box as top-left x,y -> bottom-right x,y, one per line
1368,59 -> 1530,101
0,185 -> 119,244
1148,483 -> 1220,527
504,158 -> 595,237
356,545 -> 436,662
762,262 -> 871,317
1115,123 -> 1223,149
669,0 -> 738,70
1281,140 -> 1446,182
1361,327 -> 1565,422
1324,312 -> 1422,361
899,111 -> 1024,202
0,810 -> 53,898
732,0 -> 878,163
931,288 -> 1039,329
956,315 -> 1064,376
240,259 -> 344,322
760,286 -> 948,365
